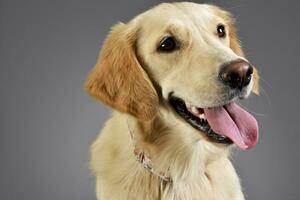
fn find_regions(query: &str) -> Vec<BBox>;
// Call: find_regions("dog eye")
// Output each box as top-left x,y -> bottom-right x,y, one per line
217,24 -> 226,38
158,37 -> 178,52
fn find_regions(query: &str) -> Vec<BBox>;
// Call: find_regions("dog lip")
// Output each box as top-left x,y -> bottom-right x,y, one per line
168,95 -> 233,144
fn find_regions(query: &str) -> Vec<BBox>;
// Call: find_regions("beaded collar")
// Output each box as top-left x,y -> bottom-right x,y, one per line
126,119 -> 171,182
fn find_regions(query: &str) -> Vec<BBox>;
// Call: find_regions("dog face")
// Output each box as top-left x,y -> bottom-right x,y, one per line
85,2 -> 259,150
137,3 -> 258,107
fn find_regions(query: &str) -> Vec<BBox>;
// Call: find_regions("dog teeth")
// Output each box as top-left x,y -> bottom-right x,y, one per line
191,106 -> 199,115
199,113 -> 206,119
185,102 -> 192,109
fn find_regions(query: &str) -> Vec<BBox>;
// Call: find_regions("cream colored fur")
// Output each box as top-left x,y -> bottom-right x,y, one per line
86,2 -> 259,200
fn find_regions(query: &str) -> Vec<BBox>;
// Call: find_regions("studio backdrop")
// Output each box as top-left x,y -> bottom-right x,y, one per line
0,0 -> 299,199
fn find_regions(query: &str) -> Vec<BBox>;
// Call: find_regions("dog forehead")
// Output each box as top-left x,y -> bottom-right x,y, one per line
134,3 -> 226,35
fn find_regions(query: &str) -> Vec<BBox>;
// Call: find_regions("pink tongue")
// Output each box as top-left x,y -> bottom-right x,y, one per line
204,102 -> 258,150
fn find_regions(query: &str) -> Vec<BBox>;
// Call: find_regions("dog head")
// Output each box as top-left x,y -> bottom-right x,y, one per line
85,2 -> 259,150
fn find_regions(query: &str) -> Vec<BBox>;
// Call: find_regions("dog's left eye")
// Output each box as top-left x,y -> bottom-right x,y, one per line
217,24 -> 226,38
158,37 -> 178,52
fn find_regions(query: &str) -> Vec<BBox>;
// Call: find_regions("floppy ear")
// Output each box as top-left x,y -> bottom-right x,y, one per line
84,23 -> 159,121
229,23 -> 260,95
251,69 -> 259,95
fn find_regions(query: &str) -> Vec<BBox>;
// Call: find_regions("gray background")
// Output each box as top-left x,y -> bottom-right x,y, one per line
0,0 -> 299,199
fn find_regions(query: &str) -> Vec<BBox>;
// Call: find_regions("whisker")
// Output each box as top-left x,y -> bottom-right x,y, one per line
259,85 -> 272,108
236,101 -> 266,117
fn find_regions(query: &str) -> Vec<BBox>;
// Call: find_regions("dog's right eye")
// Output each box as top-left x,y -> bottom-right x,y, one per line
158,37 -> 178,52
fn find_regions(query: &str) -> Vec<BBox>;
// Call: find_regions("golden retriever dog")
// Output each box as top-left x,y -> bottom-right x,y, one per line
85,2 -> 260,200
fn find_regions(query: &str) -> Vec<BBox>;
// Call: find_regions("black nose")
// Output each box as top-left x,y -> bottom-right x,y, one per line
219,60 -> 253,89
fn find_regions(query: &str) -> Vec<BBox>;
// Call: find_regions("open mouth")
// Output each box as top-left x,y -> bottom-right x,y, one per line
168,95 -> 259,150
169,96 -> 232,144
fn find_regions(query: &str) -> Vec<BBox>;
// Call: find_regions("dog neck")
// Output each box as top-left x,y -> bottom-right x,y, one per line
126,113 -> 230,183
126,118 -> 172,182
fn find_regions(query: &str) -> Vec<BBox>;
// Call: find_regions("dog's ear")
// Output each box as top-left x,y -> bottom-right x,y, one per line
84,23 -> 159,121
229,24 -> 260,95
251,69 -> 259,95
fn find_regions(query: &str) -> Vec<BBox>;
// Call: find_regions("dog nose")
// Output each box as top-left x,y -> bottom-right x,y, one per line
219,60 -> 253,89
